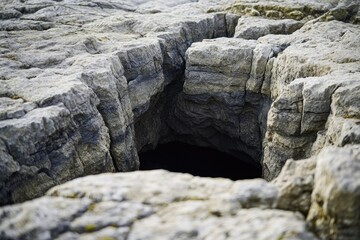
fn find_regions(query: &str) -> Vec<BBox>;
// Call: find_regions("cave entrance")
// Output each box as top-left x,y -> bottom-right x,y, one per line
139,141 -> 262,180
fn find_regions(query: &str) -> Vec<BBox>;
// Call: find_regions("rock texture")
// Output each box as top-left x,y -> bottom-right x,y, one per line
0,0 -> 360,239
0,170 -> 317,240
307,146 -> 360,239
0,0 -> 240,204
170,37 -> 268,162
1,146 -> 359,240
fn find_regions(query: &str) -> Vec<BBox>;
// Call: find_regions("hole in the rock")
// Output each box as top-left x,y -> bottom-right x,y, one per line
139,141 -> 262,180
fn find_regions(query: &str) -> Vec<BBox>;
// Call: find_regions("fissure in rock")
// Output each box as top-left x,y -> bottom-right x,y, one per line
139,141 -> 261,180
133,19 -> 271,180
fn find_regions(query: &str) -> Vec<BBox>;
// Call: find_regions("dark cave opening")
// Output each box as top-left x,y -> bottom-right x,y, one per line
139,141 -> 262,180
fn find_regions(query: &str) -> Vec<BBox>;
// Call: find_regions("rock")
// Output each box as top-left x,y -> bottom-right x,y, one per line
262,20 -> 360,180
56,227 -> 130,240
0,77 -> 115,204
234,16 -> 304,40
170,37 -> 268,162
273,157 -> 316,215
47,170 -> 234,205
0,170 -> 318,240
0,6 -> 359,240
228,179 -> 279,209
223,0 -> 338,20
128,207 -> 316,240
0,97 -> 37,121
0,0 -> 240,204
307,146 -> 360,240
0,197 -> 92,240
319,0 -> 360,23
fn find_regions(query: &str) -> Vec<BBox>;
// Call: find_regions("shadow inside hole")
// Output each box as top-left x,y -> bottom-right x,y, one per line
139,141 -> 262,180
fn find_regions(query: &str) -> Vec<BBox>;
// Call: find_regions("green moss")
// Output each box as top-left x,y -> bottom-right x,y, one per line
10,95 -> 21,100
87,203 -> 97,212
265,10 -> 283,19
287,10 -> 304,20
352,16 -> 360,25
3,54 -> 18,61
84,224 -> 97,232
221,2 -> 328,20
99,237 -> 116,240
330,8 -> 348,21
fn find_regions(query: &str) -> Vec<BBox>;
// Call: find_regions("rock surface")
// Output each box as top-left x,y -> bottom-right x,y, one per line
0,0 -> 240,204
2,144 -> 360,239
0,0 -> 360,239
0,170 -> 317,240
307,146 -> 360,240
273,157 -> 316,215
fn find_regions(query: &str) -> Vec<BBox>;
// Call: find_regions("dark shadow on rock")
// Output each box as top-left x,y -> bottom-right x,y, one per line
139,141 -> 261,180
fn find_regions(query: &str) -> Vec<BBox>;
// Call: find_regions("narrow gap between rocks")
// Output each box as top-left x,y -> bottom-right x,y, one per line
139,141 -> 262,180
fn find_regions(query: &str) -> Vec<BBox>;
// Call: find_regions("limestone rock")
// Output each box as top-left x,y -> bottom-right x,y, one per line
128,207 -> 316,240
262,20 -> 360,180
0,0 -> 240,204
234,16 -> 304,40
0,6 -> 359,240
273,157 -> 316,215
0,170 -> 318,240
223,0 -> 338,20
0,197 -> 92,240
170,37 -> 268,162
307,146 -> 360,239
229,179 -> 279,209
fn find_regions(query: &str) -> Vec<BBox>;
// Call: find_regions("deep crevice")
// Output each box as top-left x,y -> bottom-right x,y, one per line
139,141 -> 262,180
130,14 -> 267,181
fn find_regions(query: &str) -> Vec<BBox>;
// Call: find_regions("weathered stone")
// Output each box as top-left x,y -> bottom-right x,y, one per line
0,197 -> 91,240
273,157 -> 316,215
0,170 -> 317,240
307,146 -> 360,240
0,2 -> 359,239
0,0 -> 240,204
234,16 -> 303,40
262,20 -> 360,180
128,207 -> 316,240
170,37 -> 269,162
228,179 -> 279,208
223,0 -> 338,20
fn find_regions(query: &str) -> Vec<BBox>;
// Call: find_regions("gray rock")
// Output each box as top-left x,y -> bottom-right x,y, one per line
0,0 -> 240,204
170,37 -> 268,162
56,227 -> 129,240
234,16 -> 303,40
273,157 -> 316,215
0,6 -> 359,240
263,20 -> 360,180
228,179 -> 279,209
128,207 -> 316,240
0,197 -> 91,240
222,0 -> 338,20
307,146 -> 360,240
0,170 -> 318,240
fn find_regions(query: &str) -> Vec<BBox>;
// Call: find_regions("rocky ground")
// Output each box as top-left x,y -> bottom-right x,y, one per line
0,0 -> 360,239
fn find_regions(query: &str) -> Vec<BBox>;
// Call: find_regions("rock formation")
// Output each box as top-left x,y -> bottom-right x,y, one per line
0,0 -> 360,239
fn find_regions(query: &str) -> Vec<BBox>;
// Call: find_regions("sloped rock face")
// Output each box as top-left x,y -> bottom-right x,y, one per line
1,0 -> 360,239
